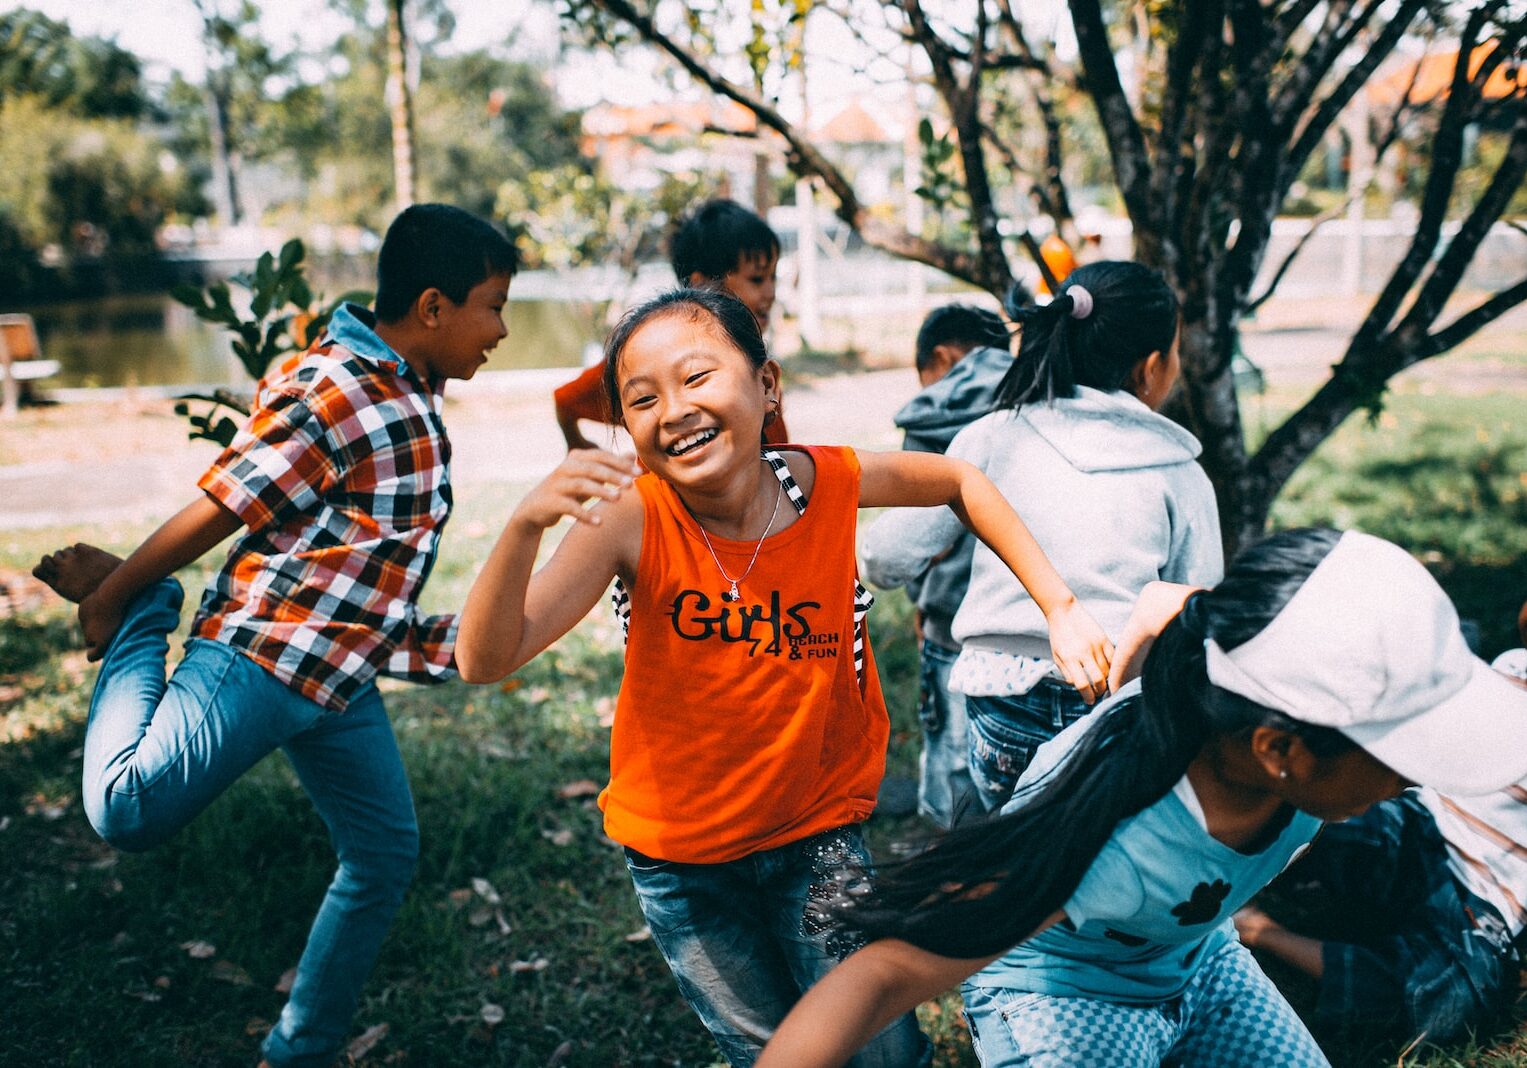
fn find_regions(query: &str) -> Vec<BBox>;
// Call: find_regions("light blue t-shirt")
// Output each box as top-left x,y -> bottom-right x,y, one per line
967,682 -> 1321,1003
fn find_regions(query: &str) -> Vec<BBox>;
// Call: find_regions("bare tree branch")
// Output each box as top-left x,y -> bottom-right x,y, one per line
1426,273 -> 1527,354
1068,0 -> 1157,245
582,0 -> 995,290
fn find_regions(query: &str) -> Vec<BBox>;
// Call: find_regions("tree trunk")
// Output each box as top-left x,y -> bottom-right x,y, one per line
202,73 -> 240,227
385,0 -> 418,212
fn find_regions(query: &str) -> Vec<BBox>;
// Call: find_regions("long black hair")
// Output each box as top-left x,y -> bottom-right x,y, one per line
994,260 -> 1178,411
836,527 -> 1356,959
601,286 -> 768,423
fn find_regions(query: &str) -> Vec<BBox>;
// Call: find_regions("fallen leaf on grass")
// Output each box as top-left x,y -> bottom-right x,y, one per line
346,1022 -> 389,1061
494,908 -> 512,936
468,907 -> 494,928
541,828 -> 574,847
180,939 -> 216,959
211,960 -> 253,985
508,957 -> 549,974
470,877 -> 501,905
245,1017 -> 271,1037
447,888 -> 473,907
153,976 -> 171,989
0,816 -> 10,832
275,967 -> 297,994
498,677 -> 523,694
123,987 -> 162,1003
546,1039 -> 574,1066
24,794 -> 70,821
623,926 -> 652,943
556,779 -> 600,800
480,1003 -> 505,1026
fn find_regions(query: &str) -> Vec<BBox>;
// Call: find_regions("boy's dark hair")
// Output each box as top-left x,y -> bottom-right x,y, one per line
602,287 -> 766,423
915,304 -> 1011,372
374,204 -> 519,323
669,199 -> 780,282
995,260 -> 1178,411
837,527 -> 1355,959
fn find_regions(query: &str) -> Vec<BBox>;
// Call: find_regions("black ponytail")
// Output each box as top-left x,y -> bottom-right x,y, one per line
994,260 -> 1178,412
835,528 -> 1353,959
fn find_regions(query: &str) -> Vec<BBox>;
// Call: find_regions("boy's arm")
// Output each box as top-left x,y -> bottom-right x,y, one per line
553,363 -> 609,452
80,493 -> 242,659
859,505 -> 964,589
858,449 -> 1112,702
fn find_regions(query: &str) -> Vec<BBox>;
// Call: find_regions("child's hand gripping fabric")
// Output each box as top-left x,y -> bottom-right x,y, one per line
1044,597 -> 1114,705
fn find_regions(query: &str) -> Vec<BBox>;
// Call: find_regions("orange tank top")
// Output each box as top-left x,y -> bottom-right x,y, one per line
599,445 -> 886,863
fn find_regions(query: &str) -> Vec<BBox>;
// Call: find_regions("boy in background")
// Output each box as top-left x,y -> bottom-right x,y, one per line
861,304 -> 1011,827
554,197 -> 791,450
33,203 -> 517,1068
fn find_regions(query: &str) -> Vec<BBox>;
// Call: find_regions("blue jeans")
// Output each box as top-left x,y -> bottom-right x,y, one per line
83,579 -> 419,1068
916,640 -> 973,828
966,679 -> 1091,812
963,941 -> 1328,1067
1267,792 -> 1518,1045
624,825 -> 929,1067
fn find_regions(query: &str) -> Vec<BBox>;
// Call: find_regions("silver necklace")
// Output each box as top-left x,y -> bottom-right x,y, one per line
693,471 -> 784,603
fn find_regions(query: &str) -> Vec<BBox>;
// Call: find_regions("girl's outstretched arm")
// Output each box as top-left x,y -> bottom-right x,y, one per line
457,449 -> 641,683
858,450 -> 1113,702
758,910 -> 1064,1068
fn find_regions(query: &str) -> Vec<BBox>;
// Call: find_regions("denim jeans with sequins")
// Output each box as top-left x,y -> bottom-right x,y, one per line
624,824 -> 929,1067
966,678 -> 1091,812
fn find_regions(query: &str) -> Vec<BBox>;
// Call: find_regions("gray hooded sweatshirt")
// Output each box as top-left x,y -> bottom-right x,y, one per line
861,386 -> 1223,664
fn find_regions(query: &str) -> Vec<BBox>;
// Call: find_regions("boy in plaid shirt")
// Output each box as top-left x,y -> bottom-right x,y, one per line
33,204 -> 517,1068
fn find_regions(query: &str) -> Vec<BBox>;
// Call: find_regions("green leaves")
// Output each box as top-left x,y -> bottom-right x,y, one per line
169,238 -> 373,445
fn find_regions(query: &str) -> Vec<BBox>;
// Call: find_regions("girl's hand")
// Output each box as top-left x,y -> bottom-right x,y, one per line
1045,598 -> 1114,704
511,449 -> 639,532
1107,582 -> 1200,692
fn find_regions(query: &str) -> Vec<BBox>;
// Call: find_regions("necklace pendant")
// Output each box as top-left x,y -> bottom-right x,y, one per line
724,581 -> 740,603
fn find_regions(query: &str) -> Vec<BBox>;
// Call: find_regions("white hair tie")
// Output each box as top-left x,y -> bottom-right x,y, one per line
1067,285 -> 1094,320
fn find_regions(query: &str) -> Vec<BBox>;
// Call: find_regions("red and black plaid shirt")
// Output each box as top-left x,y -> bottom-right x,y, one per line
192,305 -> 456,711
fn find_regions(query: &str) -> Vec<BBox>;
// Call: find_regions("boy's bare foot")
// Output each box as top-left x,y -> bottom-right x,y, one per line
32,543 -> 123,604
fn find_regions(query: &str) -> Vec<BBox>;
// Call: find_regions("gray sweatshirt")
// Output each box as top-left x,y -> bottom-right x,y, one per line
891,345 -> 1011,649
861,386 -> 1224,662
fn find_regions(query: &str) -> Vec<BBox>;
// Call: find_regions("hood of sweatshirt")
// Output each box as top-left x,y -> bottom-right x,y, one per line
1018,386 -> 1203,472
893,345 -> 1012,454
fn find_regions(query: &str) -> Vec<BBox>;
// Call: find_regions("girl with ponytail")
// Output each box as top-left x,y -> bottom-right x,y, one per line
761,528 -> 1527,1067
861,261 -> 1222,814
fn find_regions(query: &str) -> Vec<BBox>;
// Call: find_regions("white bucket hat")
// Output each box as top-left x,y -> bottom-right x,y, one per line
1204,530 -> 1527,796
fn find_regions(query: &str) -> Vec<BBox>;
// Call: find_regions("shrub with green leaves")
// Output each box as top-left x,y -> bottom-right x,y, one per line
170,238 -> 370,446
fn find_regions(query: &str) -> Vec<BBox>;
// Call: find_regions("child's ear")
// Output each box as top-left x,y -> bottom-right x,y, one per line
687,270 -> 709,288
415,287 -> 445,328
1130,350 -> 1164,402
759,358 -> 782,400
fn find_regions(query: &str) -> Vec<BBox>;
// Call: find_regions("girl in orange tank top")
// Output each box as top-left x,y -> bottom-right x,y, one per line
457,288 -> 1113,1065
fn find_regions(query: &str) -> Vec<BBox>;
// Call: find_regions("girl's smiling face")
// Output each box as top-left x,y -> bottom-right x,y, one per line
615,310 -> 779,489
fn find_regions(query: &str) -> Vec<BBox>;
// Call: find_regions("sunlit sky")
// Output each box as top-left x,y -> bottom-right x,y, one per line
0,0 -> 982,118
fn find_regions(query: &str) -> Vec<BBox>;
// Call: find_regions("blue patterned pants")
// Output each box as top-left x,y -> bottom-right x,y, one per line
962,942 -> 1330,1067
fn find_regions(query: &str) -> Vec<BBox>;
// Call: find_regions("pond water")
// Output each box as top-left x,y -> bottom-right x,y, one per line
21,292 -> 610,389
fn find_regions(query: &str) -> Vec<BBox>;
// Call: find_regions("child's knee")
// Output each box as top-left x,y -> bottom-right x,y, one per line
340,821 -> 420,897
84,791 -> 173,853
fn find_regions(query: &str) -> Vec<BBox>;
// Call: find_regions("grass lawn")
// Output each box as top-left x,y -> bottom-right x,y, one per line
2,377 -> 1525,1066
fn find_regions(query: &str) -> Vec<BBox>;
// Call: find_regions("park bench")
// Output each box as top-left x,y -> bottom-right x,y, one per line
0,314 -> 60,417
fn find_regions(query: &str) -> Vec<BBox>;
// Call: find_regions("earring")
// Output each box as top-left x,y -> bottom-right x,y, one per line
1278,769 -> 1290,781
